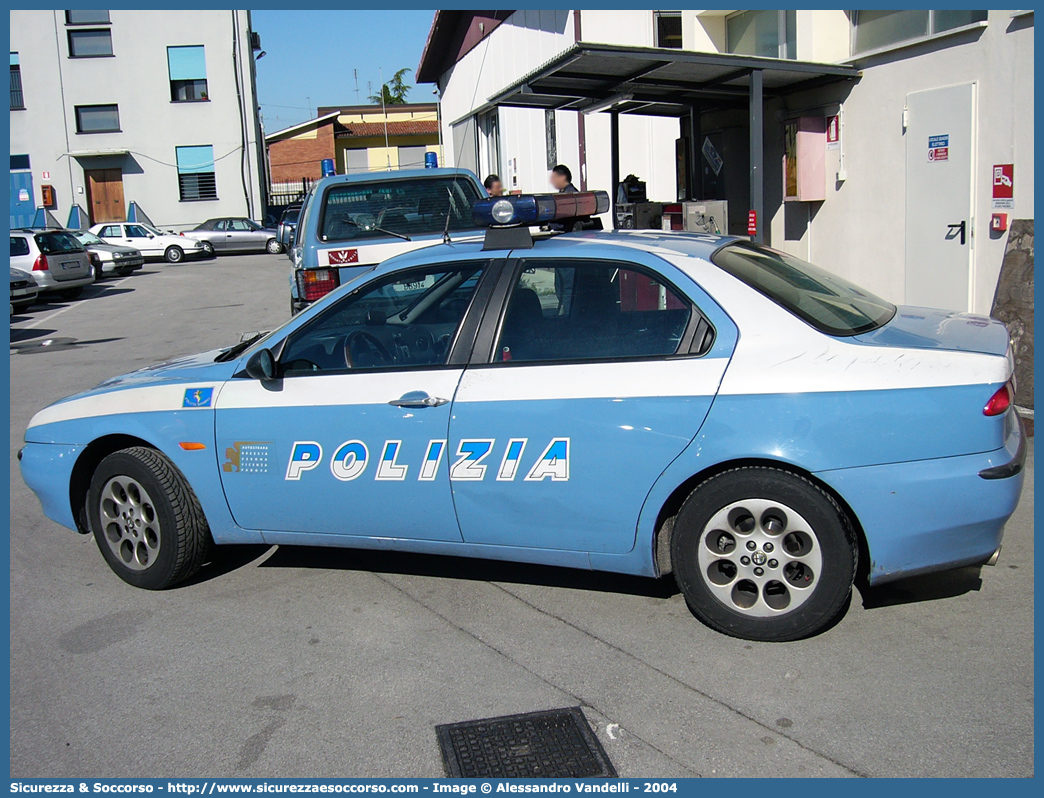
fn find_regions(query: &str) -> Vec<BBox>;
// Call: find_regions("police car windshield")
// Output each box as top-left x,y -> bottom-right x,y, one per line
712,243 -> 896,337
319,177 -> 481,242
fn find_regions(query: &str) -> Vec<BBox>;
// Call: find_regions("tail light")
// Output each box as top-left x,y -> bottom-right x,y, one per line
297,268 -> 340,302
32,254 -> 48,272
984,382 -> 1013,416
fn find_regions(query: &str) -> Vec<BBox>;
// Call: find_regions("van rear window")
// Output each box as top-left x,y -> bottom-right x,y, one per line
320,177 -> 481,242
712,243 -> 895,336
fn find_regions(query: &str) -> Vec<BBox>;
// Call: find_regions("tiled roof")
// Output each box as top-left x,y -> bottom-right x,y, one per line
335,120 -> 439,138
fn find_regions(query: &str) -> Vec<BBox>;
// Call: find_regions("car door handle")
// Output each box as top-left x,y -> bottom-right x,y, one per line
947,221 -> 966,245
388,392 -> 448,408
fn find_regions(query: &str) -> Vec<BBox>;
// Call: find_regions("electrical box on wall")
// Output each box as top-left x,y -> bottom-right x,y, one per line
783,117 -> 826,202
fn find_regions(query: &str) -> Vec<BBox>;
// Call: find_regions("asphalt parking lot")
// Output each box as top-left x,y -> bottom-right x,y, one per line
8,253 -> 1034,778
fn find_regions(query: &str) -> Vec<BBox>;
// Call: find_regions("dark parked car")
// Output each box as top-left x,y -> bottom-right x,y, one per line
277,205 -> 300,251
184,218 -> 283,256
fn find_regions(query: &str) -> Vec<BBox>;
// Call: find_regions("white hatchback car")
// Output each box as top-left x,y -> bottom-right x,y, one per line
10,229 -> 95,299
89,222 -> 205,264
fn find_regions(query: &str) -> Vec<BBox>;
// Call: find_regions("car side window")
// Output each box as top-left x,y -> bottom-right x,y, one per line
229,219 -> 252,231
280,263 -> 486,375
213,220 -> 226,231
126,225 -> 149,238
495,261 -> 692,363
10,237 -> 30,257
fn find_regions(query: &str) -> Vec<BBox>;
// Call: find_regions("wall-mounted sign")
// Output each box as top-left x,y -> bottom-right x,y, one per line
747,210 -> 757,236
928,134 -> 949,162
826,115 -> 840,150
18,188 -> 29,202
992,163 -> 1014,209
42,170 -> 50,180
701,136 -> 723,176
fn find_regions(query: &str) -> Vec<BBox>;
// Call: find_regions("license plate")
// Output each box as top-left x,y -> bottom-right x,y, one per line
61,261 -> 79,270
11,288 -> 30,297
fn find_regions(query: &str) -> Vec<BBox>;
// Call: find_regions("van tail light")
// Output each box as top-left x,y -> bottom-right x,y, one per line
297,268 -> 340,302
32,254 -> 49,272
984,382 -> 1013,416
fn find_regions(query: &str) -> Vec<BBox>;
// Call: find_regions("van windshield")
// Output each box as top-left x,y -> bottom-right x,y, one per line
319,177 -> 481,242
712,243 -> 896,336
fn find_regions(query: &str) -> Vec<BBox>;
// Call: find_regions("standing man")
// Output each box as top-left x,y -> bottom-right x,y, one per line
550,164 -> 578,193
483,174 -> 505,197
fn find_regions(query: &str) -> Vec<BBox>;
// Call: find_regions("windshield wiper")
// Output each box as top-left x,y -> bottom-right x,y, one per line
215,331 -> 266,362
343,217 -> 411,242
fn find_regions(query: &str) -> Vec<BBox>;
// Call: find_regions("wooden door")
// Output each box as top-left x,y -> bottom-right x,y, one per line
85,168 -> 125,224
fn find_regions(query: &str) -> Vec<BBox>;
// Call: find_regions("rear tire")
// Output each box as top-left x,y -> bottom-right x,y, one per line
671,467 -> 857,642
164,246 -> 184,263
266,239 -> 283,254
59,287 -> 84,300
88,447 -> 212,589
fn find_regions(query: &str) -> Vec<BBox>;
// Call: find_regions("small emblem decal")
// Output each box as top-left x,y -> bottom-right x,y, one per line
223,441 -> 272,474
182,387 -> 213,408
327,248 -> 359,265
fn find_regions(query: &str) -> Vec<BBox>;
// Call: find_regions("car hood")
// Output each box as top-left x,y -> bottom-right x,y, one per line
85,242 -> 139,255
10,267 -> 32,282
90,349 -> 241,391
852,305 -> 1011,357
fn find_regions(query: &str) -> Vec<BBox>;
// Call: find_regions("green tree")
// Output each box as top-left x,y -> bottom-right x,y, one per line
369,67 -> 412,105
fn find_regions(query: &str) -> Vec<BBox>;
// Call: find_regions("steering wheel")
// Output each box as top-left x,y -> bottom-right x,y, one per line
344,330 -> 393,369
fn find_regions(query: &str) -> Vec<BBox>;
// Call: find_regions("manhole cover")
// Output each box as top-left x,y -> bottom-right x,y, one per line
436,707 -> 617,779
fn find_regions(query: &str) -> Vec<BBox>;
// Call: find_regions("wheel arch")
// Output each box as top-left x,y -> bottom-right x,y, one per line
651,457 -> 868,582
69,434 -> 157,535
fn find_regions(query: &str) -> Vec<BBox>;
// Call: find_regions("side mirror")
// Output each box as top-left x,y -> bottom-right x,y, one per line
244,348 -> 276,381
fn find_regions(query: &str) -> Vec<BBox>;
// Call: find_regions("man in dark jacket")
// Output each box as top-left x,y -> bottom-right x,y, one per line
550,164 -> 578,193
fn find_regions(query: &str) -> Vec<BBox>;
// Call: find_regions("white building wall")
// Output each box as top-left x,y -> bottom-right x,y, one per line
770,10 -> 1034,313
10,9 -> 264,230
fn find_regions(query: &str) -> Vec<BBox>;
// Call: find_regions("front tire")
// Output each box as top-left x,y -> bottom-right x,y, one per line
164,246 -> 184,263
266,239 -> 283,254
671,467 -> 857,642
88,447 -> 212,589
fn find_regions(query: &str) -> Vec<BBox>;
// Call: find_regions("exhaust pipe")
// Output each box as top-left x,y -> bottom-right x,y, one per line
986,546 -> 1002,566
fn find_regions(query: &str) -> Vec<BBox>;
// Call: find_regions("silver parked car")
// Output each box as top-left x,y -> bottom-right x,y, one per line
10,229 -> 95,300
74,231 -> 144,280
183,217 -> 283,255
10,266 -> 39,314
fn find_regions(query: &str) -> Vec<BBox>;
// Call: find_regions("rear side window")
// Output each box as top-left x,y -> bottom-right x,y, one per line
496,261 -> 692,363
34,232 -> 84,254
712,243 -> 895,336
10,236 -> 30,257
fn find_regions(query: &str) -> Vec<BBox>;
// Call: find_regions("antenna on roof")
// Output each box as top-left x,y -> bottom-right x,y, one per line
353,69 -> 359,104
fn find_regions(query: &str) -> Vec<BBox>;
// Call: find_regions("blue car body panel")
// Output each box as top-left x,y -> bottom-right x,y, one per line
20,230 -> 1023,588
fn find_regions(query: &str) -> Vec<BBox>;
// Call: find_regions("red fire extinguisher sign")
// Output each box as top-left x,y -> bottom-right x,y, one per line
747,210 -> 757,236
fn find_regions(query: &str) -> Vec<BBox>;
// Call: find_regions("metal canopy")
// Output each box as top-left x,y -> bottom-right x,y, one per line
489,42 -> 859,117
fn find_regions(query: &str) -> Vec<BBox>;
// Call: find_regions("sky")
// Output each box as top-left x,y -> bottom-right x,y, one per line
251,9 -> 437,134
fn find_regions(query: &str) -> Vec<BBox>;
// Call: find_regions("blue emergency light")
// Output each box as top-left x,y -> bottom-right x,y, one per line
473,190 -> 610,228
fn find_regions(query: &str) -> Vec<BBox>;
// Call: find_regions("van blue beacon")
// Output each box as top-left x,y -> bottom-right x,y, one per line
19,189 -> 1025,641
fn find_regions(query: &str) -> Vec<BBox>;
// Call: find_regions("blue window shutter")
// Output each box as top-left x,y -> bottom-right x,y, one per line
10,52 -> 19,66
167,46 -> 206,81
176,145 -> 214,174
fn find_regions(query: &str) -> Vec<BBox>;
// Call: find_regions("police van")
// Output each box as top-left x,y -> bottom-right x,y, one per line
288,168 -> 487,315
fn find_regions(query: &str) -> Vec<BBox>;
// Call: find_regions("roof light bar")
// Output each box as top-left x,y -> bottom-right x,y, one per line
473,191 -> 610,228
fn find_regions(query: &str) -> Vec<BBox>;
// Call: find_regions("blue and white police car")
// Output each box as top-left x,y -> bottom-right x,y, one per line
20,191 -> 1025,641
